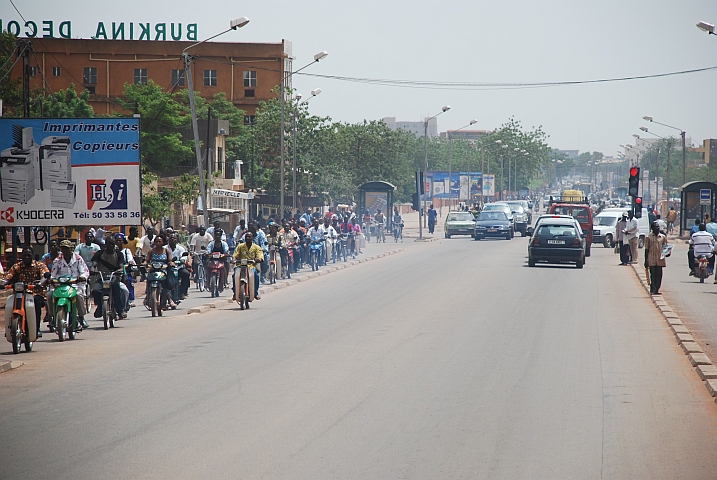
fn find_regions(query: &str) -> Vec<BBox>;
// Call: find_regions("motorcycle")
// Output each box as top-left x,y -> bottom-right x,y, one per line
309,236 -> 325,271
4,280 -> 39,353
98,269 -> 123,329
696,254 -> 711,283
52,274 -> 82,340
234,258 -> 256,310
267,243 -> 279,284
146,262 -> 168,317
207,252 -> 229,298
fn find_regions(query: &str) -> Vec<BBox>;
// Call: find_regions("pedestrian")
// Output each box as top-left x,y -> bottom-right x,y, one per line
623,210 -> 639,264
616,213 -> 629,265
427,204 -> 437,234
666,206 -> 677,233
644,221 -> 668,294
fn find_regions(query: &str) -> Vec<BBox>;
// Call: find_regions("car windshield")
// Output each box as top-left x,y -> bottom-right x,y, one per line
507,204 -> 524,213
447,213 -> 474,221
595,216 -> 617,226
484,205 -> 509,212
477,212 -> 507,221
538,224 -> 577,237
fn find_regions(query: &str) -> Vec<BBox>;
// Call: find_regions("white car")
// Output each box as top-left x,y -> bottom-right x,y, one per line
595,208 -> 650,248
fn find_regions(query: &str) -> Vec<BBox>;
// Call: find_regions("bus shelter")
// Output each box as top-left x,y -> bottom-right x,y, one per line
358,181 -> 396,230
679,181 -> 717,234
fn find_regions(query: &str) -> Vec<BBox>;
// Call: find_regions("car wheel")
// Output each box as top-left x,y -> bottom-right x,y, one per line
576,257 -> 584,269
528,257 -> 535,267
510,230 -> 514,238
603,234 -> 613,248
474,235 -> 481,241
505,233 -> 511,240
445,233 -> 451,239
520,229 -> 526,237
585,244 -> 591,257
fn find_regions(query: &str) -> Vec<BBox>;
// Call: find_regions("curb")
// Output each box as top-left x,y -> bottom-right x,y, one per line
0,360 -> 24,374
630,263 -> 717,405
188,248 -> 406,314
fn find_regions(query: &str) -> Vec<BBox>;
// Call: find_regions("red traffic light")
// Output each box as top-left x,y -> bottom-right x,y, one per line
635,197 -> 642,204
630,167 -> 638,177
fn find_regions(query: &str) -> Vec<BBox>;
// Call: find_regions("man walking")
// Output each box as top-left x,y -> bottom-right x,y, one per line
427,204 -> 438,234
644,222 -> 667,295
616,213 -> 629,265
623,210 -> 639,264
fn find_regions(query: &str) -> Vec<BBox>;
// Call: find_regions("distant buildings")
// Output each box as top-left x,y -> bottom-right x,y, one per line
382,117 -> 439,137
691,139 -> 717,165
439,130 -> 492,141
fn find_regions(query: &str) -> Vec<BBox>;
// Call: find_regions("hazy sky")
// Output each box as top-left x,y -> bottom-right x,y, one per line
4,0 -> 717,156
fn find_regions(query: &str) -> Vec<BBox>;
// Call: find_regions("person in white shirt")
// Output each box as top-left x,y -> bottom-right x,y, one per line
206,221 -> 227,242
688,223 -> 716,276
232,219 -> 247,246
53,240 -> 90,329
322,218 -> 338,262
190,225 -> 213,253
623,210 -> 639,265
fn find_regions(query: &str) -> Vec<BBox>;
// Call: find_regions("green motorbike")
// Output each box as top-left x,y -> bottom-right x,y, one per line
51,275 -> 82,341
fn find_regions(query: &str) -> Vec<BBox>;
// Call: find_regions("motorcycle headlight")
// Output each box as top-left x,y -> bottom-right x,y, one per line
102,281 -> 111,289
13,283 -> 24,293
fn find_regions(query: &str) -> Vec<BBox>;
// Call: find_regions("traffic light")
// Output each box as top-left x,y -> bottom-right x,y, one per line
628,166 -> 640,197
416,171 -> 425,195
411,193 -> 420,211
633,196 -> 643,218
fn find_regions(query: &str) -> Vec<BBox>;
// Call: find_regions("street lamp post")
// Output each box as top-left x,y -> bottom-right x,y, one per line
422,106 -> 450,231
183,16 -> 250,227
495,141 -> 508,200
279,51 -> 328,221
292,88 -> 322,213
643,115 -> 686,187
640,126 -> 672,202
448,120 -> 477,209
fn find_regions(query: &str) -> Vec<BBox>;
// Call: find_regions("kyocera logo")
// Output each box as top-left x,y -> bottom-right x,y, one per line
0,207 -> 14,222
87,179 -> 128,210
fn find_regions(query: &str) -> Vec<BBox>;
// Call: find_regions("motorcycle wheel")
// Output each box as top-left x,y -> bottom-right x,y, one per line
109,309 -> 116,329
11,314 -> 21,354
55,307 -> 66,342
700,267 -> 706,283
197,266 -> 205,292
103,297 -> 110,330
239,278 -> 246,311
269,263 -> 276,284
149,287 -> 158,317
24,338 -> 32,352
343,247 -> 347,263
209,274 -> 217,298
156,289 -> 163,317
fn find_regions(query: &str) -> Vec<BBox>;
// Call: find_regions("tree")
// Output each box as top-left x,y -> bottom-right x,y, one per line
0,32 -> 22,114
31,83 -> 94,118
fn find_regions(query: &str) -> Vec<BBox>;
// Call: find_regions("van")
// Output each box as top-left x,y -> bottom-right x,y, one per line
548,202 -> 594,256
599,208 -> 649,247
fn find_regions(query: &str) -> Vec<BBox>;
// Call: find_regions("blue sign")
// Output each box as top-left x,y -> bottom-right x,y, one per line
426,171 -> 482,200
700,188 -> 711,206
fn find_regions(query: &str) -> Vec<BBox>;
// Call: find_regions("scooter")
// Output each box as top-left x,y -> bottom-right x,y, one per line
234,258 -> 256,310
207,252 -> 228,298
696,254 -> 711,283
51,274 -> 82,340
146,262 -> 168,317
4,280 -> 39,353
98,269 -> 123,329
267,244 -> 279,284
309,234 -> 325,271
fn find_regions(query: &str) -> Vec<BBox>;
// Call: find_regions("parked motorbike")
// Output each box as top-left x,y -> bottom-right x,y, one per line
146,262 -> 168,317
52,274 -> 82,340
3,280 -> 39,353
207,252 -> 229,298
234,258 -> 256,310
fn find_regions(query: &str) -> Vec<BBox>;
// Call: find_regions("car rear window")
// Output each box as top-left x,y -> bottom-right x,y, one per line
538,224 -> 577,236
448,213 -> 474,221
572,207 -> 589,223
478,212 -> 507,221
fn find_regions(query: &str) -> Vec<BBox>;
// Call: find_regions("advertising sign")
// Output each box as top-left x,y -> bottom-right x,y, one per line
365,191 -> 388,214
0,118 -> 141,226
482,174 -> 495,197
426,171 -> 482,200
700,188 -> 711,206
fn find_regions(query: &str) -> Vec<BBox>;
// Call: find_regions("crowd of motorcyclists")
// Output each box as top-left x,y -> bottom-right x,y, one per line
3,206 -> 399,348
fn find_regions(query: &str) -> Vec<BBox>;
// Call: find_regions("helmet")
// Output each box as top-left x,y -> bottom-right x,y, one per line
114,233 -> 127,244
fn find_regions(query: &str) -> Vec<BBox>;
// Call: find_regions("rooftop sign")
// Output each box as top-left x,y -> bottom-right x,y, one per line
1,20 -> 199,41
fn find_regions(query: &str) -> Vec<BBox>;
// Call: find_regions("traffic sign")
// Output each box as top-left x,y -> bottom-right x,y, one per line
700,188 -> 711,206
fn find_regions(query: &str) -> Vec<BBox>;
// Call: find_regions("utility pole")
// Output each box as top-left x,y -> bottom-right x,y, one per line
183,52 -> 209,228
21,39 -> 32,247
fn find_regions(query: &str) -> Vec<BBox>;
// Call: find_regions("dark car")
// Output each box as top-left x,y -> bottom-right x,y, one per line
527,218 -> 586,268
499,202 -> 530,236
474,211 -> 512,240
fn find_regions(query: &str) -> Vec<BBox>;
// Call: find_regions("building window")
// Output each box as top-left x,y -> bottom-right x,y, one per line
243,70 -> 256,87
85,86 -> 96,95
134,68 -> 148,85
243,115 -> 255,125
28,66 -> 38,77
171,69 -> 185,87
83,67 -> 97,84
52,66 -> 61,77
203,70 -> 217,86
244,89 -> 255,98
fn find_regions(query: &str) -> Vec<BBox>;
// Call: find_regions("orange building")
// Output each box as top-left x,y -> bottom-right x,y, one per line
11,37 -> 292,122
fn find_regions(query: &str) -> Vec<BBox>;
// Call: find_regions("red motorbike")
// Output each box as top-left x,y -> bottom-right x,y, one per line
207,252 -> 229,298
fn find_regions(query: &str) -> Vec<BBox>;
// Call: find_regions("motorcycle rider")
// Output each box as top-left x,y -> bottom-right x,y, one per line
688,223 -> 716,276
91,237 -> 126,319
307,217 -> 325,264
52,240 -> 90,330
207,228 -> 230,289
280,221 -> 299,275
137,226 -> 156,282
233,230 -> 264,300
265,221 -> 283,279
4,247 -> 49,338
115,233 -> 137,311
323,218 -> 338,262
145,233 -> 176,309
168,233 -> 191,300
75,231 -> 101,265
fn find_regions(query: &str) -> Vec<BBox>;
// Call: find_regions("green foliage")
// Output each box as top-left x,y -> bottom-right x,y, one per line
0,31 -> 21,113
31,84 -> 94,118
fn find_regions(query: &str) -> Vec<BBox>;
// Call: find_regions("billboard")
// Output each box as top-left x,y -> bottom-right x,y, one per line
482,174 -> 495,197
0,118 -> 141,226
426,171 -> 482,200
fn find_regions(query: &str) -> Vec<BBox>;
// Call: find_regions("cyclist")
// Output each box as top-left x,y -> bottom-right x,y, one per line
392,207 -> 404,241
374,209 -> 386,243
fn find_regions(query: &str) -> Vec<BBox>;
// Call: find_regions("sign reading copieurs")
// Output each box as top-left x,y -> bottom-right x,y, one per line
0,118 -> 141,227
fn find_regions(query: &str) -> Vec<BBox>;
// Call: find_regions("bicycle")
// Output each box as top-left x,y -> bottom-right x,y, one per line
193,251 -> 207,292
376,223 -> 386,243
393,223 -> 403,243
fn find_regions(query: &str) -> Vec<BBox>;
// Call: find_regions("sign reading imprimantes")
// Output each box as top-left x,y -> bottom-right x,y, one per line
0,118 -> 141,227
0,19 -> 200,41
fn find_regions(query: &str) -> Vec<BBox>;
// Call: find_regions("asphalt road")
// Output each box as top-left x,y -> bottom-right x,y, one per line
2,233 -> 717,479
